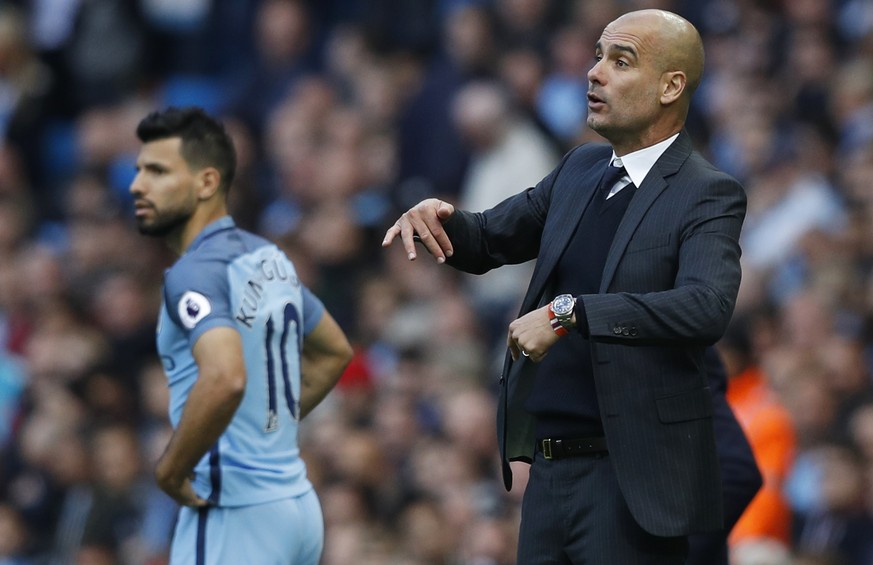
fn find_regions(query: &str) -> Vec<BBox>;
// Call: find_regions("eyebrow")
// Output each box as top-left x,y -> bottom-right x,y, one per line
136,160 -> 167,173
595,41 -> 639,60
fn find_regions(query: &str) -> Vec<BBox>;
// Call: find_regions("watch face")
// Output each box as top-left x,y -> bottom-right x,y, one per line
552,294 -> 575,316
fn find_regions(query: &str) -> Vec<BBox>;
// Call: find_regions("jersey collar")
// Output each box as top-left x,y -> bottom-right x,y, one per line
186,216 -> 236,253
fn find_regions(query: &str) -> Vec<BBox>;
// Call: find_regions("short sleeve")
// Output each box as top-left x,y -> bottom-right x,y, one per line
164,256 -> 235,346
301,286 -> 324,336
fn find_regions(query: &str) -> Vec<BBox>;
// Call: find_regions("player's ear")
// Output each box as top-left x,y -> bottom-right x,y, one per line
197,167 -> 222,200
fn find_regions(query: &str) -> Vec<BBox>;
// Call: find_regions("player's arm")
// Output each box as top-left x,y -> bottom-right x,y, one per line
155,326 -> 245,506
299,311 -> 353,419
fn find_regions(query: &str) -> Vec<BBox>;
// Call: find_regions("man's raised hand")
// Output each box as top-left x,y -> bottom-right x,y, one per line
382,198 -> 456,263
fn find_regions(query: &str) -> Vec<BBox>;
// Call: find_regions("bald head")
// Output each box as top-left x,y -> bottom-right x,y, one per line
587,9 -> 706,151
611,10 -> 704,97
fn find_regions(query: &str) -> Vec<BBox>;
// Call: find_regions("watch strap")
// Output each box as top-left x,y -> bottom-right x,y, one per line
548,306 -> 570,336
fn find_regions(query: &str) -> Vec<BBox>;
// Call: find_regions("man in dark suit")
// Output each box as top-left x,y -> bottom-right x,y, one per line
383,9 -> 747,564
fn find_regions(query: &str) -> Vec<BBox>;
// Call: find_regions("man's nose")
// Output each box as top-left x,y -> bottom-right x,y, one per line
129,173 -> 143,195
587,60 -> 602,84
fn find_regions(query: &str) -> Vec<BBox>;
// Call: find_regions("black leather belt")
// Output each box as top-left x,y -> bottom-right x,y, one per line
538,437 -> 608,460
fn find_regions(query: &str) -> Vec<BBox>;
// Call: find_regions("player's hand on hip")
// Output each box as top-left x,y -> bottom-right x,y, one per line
155,461 -> 208,508
165,477 -> 208,508
382,198 -> 455,263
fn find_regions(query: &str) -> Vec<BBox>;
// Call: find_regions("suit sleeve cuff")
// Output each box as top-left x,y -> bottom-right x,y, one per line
574,297 -> 590,337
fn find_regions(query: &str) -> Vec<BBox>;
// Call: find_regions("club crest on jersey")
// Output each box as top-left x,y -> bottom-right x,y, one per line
179,291 -> 211,329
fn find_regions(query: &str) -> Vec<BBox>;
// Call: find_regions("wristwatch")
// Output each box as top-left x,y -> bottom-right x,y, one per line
548,294 -> 576,336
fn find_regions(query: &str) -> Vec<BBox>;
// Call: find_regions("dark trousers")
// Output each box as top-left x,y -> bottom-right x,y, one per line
517,452 -> 688,564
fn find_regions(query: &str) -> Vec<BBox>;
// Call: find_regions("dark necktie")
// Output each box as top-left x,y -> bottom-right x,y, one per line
598,163 -> 628,199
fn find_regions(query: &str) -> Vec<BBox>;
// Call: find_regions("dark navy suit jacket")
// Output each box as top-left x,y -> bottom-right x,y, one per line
444,131 -> 747,537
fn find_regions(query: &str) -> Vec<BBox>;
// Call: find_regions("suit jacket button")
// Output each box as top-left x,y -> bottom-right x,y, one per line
613,326 -> 622,335
622,328 -> 630,336
630,327 -> 638,336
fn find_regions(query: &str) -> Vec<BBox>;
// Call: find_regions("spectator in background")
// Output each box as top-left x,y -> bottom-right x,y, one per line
794,444 -> 873,565
230,0 -> 316,138
849,401 -> 873,465
0,5 -> 57,218
718,320 -> 796,554
492,0 -> 559,56
831,57 -> 873,153
221,116 -> 268,234
731,539 -> 793,565
77,424 -> 147,562
62,0 -> 144,111
819,335 -> 873,440
0,349 -> 25,450
0,502 -> 34,564
451,80 -> 559,349
395,3 -> 495,208
536,25 -> 590,147
496,45 -> 560,150
9,393 -> 90,563
139,0 -> 258,79
740,149 -> 847,304
87,270 -> 159,394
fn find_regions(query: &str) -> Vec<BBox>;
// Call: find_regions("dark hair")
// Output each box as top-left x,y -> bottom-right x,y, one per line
136,106 -> 236,193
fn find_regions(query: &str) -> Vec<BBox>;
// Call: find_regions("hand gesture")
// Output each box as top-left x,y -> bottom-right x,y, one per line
382,198 -> 456,263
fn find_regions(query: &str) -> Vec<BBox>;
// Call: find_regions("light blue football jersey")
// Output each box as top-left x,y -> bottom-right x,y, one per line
157,216 -> 324,507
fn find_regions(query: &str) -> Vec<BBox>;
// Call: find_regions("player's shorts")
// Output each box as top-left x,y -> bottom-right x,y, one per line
169,489 -> 323,565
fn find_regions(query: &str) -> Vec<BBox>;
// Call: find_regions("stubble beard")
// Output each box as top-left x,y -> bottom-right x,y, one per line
136,206 -> 193,239
587,111 -> 638,150
587,114 -> 613,140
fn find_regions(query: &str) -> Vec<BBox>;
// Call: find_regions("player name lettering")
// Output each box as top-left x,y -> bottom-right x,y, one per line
235,256 -> 299,328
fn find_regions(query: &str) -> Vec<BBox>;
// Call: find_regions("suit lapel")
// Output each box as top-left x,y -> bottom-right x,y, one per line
522,150 -> 611,310
599,131 -> 692,292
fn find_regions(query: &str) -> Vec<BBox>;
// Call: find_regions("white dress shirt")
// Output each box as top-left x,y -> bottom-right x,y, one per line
605,133 -> 680,199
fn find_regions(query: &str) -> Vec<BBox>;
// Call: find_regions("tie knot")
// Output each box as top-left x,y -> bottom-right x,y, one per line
599,164 -> 627,195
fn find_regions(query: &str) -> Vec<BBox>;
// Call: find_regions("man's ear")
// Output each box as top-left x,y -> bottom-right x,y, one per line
660,71 -> 686,105
197,167 -> 222,200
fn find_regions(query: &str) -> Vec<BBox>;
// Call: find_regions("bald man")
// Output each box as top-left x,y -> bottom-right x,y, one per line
384,9 -> 747,564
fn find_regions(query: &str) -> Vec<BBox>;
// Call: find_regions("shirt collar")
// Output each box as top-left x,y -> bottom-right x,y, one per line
611,133 -> 680,188
186,216 -> 235,253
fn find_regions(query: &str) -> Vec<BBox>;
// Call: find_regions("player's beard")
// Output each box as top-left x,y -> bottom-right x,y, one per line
136,204 -> 194,238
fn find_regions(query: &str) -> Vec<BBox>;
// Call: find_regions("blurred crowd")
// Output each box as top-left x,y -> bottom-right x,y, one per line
0,0 -> 872,564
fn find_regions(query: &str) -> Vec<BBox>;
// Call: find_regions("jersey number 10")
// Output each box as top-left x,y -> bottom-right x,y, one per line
264,303 -> 301,432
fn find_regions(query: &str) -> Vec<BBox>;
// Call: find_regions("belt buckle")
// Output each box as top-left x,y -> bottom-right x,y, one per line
542,439 -> 558,460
